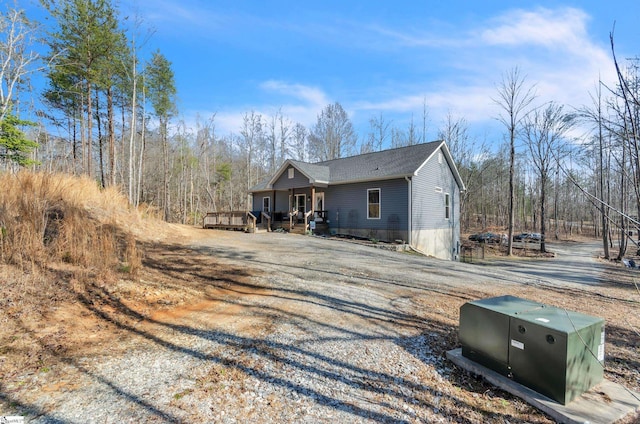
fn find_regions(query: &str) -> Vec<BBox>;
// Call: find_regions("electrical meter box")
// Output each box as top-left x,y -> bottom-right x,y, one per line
459,295 -> 605,405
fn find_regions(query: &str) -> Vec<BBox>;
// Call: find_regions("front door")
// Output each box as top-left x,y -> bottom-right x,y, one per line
294,194 -> 306,214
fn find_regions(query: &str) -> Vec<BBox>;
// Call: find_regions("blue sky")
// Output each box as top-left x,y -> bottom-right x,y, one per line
25,0 -> 640,148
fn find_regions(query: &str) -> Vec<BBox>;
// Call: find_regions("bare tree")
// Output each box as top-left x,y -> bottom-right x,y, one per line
308,102 -> 356,161
581,82 -> 611,259
291,122 -> 307,161
265,107 -> 292,171
278,109 -> 291,164
239,110 -> 264,190
438,112 -> 489,231
421,97 -> 429,143
407,113 -> 418,145
363,112 -> 391,153
494,67 -> 536,255
266,111 -> 277,173
0,4 -> 41,120
391,127 -> 407,148
522,103 -> 574,252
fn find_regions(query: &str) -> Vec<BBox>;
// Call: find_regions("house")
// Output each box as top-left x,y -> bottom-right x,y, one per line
248,140 -> 466,260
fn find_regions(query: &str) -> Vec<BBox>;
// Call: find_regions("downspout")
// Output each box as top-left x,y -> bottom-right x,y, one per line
405,176 -> 412,246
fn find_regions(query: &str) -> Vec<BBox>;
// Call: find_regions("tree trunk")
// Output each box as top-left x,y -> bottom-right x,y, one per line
540,171 -> 547,253
507,126 -> 515,256
599,125 -> 609,259
96,90 -> 105,187
162,117 -> 170,221
128,56 -> 137,204
107,85 -> 116,187
86,82 -> 93,178
136,81 -> 146,208
617,147 -> 627,260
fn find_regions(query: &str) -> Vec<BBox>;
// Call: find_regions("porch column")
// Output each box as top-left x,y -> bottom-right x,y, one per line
272,190 -> 276,213
290,188 -> 294,231
291,188 -> 294,211
311,186 -> 316,215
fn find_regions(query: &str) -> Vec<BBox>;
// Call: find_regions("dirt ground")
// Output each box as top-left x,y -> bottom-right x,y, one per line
1,226 -> 639,423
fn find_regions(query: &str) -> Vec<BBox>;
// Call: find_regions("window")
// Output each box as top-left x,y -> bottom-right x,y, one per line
288,168 -> 295,179
367,188 -> 380,219
262,197 -> 270,212
444,193 -> 450,220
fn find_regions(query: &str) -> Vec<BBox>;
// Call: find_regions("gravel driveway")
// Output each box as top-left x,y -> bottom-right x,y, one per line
8,231 -> 637,423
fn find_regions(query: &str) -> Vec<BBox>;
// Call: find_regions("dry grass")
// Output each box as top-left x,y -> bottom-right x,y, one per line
0,171 -> 242,385
0,171 -> 142,269
0,171 -> 150,378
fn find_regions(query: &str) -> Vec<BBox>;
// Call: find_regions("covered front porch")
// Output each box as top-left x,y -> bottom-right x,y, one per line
253,186 -> 329,234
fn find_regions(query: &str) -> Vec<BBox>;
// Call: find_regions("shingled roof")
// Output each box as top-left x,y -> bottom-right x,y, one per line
251,140 -> 464,191
317,141 -> 441,183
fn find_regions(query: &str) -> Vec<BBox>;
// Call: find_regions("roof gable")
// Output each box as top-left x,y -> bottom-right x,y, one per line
253,159 -> 330,191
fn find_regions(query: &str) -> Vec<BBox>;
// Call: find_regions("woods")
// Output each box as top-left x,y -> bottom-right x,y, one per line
1,1 -> 639,258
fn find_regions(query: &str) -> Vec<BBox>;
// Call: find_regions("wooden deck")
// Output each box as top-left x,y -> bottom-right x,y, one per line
203,211 -> 256,231
203,210 -> 329,235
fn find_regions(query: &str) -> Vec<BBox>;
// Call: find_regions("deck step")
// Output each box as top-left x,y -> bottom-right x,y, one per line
289,226 -> 307,235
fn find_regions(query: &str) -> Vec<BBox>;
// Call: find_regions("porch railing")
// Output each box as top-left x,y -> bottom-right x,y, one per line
304,210 -> 313,233
289,209 -> 299,231
313,210 -> 328,222
247,212 -> 257,232
203,211 -> 256,232
261,211 -> 271,232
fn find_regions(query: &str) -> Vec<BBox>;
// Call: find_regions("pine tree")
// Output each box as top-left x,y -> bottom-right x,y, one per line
146,50 -> 177,221
0,111 -> 38,166
42,0 -> 124,178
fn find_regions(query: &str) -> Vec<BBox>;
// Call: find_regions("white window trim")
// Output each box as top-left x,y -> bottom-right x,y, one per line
288,168 -> 295,179
444,192 -> 450,220
294,194 -> 306,213
367,188 -> 381,220
262,196 -> 271,212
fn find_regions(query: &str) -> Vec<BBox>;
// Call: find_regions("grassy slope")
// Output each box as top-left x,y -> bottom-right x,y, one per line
0,172 -> 148,378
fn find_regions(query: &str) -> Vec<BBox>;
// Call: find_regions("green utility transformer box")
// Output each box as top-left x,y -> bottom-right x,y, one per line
459,295 -> 605,405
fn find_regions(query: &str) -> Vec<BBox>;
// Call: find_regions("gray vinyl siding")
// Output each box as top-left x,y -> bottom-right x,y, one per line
252,190 -> 295,213
273,167 -> 310,190
273,191 -> 290,212
412,148 -> 460,231
252,193 -> 268,212
325,179 -> 408,238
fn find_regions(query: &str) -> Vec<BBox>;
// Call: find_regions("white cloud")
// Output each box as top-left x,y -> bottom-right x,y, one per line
480,8 -> 591,49
179,81 -> 331,136
259,80 -> 329,110
351,6 -> 617,137
354,85 -> 496,128
470,7 -> 616,106
362,23 -> 465,49
130,0 -> 228,35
